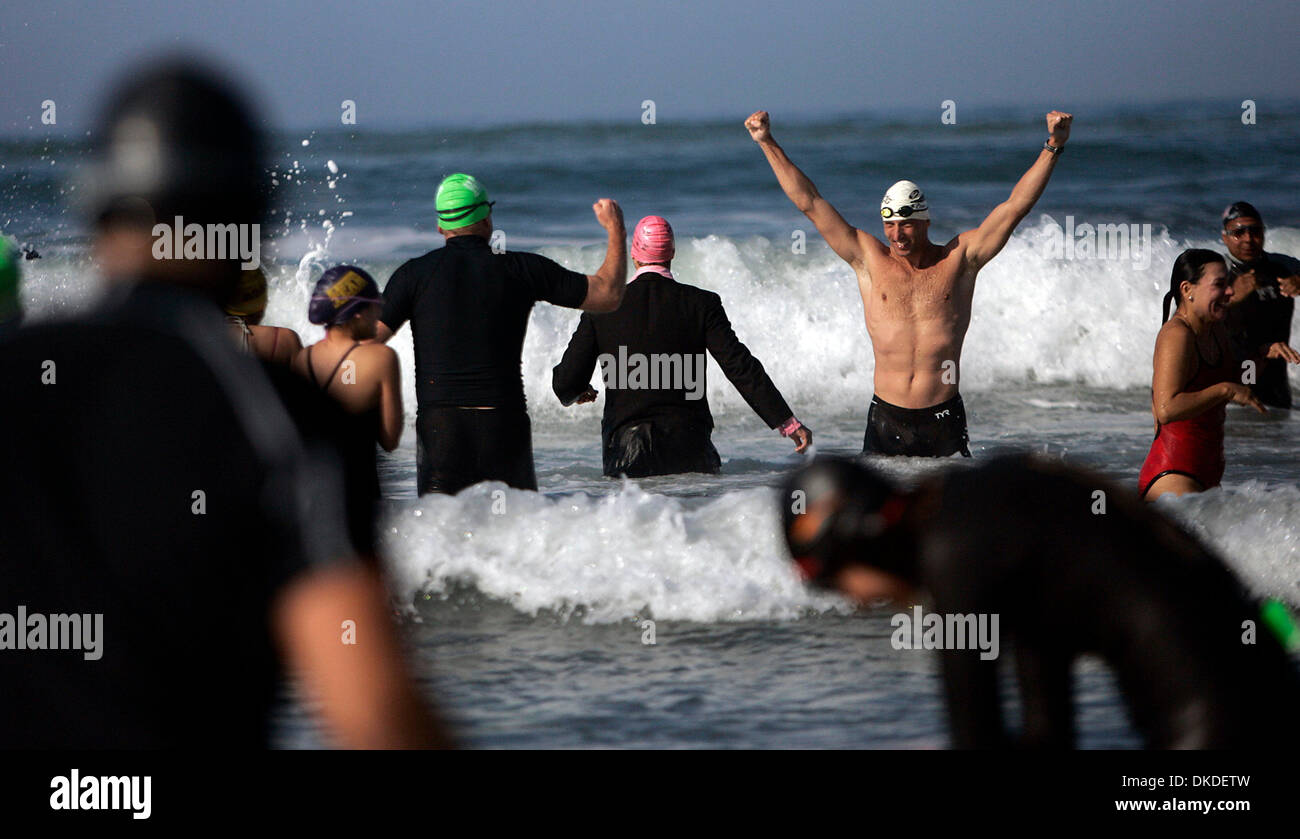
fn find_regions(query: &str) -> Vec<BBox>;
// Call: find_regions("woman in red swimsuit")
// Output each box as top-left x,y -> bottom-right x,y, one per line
1140,249 -> 1267,500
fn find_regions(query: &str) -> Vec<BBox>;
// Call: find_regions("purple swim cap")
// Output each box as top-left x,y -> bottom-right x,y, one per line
308,264 -> 382,325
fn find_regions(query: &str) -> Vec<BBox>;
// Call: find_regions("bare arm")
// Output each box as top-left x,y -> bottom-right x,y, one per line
276,328 -> 303,365
962,111 -> 1072,270
579,198 -> 627,313
1152,322 -> 1264,425
274,562 -> 452,749
289,345 -> 308,379
377,348 -> 403,451
746,110 -> 872,267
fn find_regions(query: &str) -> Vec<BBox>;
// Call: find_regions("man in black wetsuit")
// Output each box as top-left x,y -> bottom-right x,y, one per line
1221,201 -> 1300,408
375,173 -> 627,494
0,61 -> 445,748
779,454 -> 1300,748
552,214 -> 812,477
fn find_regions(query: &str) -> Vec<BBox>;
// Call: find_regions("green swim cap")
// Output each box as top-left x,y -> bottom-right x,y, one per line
0,236 -> 20,322
1261,598 -> 1299,651
435,173 -> 493,230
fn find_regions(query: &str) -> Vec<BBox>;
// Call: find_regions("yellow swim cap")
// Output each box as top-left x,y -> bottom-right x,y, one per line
225,267 -> 268,317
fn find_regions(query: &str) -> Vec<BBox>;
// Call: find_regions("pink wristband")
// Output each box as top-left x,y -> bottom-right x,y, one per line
778,417 -> 803,437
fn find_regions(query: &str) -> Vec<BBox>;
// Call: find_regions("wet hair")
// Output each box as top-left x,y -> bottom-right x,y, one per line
1162,249 -> 1226,323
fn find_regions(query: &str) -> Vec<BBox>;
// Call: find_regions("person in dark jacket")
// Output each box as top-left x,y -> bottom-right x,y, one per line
0,60 -> 446,749
553,215 -> 811,477
1220,201 -> 1300,409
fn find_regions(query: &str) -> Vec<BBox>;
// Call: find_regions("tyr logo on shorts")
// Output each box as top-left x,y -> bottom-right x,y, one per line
934,409 -> 951,420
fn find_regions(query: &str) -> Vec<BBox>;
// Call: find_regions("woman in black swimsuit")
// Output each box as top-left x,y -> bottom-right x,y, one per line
294,265 -> 405,453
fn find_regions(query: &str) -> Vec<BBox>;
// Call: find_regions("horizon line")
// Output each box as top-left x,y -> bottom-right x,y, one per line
3,95 -> 1297,141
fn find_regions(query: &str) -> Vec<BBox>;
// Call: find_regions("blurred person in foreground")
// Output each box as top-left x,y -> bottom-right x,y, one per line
780,454 -> 1300,749
0,60 -> 446,748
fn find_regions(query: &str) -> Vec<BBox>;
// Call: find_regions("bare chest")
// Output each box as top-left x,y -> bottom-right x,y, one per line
860,260 -> 971,321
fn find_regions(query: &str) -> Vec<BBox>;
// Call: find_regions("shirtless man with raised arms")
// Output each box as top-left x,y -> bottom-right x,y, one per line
746,109 -> 1073,456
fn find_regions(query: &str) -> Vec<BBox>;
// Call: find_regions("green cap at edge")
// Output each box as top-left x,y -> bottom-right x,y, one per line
1261,598 -> 1299,651
0,236 -> 20,321
435,173 -> 492,230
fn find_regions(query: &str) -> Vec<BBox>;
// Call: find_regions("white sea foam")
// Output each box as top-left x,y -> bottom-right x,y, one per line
380,477 -> 1300,624
1158,481 -> 1300,604
382,482 -> 847,624
21,222 -> 1300,414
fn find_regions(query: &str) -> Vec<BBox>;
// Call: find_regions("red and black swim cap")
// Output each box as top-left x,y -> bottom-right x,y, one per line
779,456 -> 910,587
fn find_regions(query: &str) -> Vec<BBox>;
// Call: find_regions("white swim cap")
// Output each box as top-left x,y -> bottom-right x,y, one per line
880,180 -> 929,221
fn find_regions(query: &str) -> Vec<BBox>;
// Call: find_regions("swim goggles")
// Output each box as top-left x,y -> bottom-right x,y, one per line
881,205 -> 924,219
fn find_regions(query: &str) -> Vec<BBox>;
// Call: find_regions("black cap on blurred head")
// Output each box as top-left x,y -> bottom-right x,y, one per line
780,456 -> 905,586
85,59 -> 267,230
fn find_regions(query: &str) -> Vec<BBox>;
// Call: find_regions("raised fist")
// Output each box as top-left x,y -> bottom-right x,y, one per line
592,198 -> 624,231
1046,111 -> 1073,146
745,110 -> 772,143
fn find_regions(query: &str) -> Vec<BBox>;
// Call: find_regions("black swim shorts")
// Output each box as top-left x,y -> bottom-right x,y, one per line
862,393 -> 971,458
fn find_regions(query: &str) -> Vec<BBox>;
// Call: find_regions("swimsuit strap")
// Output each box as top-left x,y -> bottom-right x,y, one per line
1198,327 -> 1227,370
269,328 -> 279,358
226,315 -> 253,353
309,342 -> 362,392
1172,315 -> 1222,377
1211,328 -> 1231,372
305,345 -> 320,389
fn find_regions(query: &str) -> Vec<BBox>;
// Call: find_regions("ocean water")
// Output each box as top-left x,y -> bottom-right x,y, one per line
5,104 -> 1299,748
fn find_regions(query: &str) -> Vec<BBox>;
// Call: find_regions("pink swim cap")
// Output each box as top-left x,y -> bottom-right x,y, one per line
631,215 -> 675,264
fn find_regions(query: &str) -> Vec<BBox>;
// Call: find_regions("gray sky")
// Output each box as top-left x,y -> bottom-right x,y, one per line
2,0 -> 1297,134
